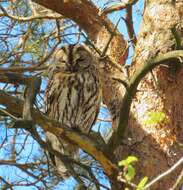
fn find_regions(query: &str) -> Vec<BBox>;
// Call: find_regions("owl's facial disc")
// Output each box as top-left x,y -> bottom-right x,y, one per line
52,44 -> 93,73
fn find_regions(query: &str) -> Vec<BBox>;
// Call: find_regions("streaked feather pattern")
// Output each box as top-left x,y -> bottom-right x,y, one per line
45,44 -> 101,178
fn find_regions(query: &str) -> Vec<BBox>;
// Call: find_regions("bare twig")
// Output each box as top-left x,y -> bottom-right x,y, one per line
125,6 -> 137,46
144,157 -> 183,189
0,108 -> 18,120
170,169 -> 183,190
100,0 -> 139,15
0,65 -> 47,73
97,118 -> 112,123
22,76 -> 41,121
0,4 -> 63,22
0,40 -> 60,73
0,176 -> 13,190
117,175 -> 137,188
28,0 -> 37,15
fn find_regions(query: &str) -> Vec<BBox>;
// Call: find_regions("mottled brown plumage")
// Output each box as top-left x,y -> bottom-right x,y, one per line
45,44 -> 101,178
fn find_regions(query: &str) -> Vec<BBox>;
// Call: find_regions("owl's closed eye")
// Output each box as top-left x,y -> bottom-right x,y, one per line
51,44 -> 95,73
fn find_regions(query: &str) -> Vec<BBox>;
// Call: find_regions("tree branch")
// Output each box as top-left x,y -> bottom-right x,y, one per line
109,50 -> 183,149
32,0 -> 106,41
0,72 -> 32,85
0,72 -> 41,128
0,90 -> 118,181
125,5 -> 137,46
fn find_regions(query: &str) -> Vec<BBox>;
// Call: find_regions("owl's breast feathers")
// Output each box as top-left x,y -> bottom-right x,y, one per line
46,58 -> 101,133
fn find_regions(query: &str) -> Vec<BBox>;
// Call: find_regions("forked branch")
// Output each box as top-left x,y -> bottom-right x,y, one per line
109,50 -> 183,149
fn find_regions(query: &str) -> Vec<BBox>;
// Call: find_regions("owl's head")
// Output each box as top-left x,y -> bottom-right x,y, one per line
52,44 -> 96,73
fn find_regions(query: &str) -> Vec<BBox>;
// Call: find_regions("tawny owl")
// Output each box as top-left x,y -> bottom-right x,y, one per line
45,44 -> 101,179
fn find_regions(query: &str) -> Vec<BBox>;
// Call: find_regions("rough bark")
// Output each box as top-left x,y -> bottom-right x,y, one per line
114,0 -> 183,189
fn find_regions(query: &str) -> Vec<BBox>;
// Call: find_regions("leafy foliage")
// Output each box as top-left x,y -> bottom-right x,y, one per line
118,156 -> 138,167
118,156 -> 148,190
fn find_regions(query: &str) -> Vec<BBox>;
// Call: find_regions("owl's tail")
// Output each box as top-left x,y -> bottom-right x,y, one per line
46,131 -> 78,179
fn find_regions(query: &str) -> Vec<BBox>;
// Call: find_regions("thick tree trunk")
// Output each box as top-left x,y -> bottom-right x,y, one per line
114,0 -> 183,189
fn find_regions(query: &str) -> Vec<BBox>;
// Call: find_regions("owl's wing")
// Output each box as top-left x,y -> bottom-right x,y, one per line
45,81 -> 71,179
45,79 -> 56,115
89,105 -> 100,133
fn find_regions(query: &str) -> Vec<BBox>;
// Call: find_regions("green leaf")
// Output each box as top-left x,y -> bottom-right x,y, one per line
137,177 -> 148,190
143,111 -> 166,125
118,160 -> 127,167
124,165 -> 136,182
126,156 -> 138,165
124,188 -> 130,190
119,156 -> 138,167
